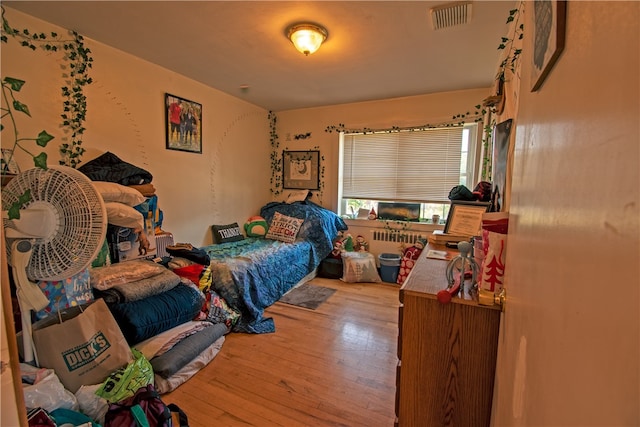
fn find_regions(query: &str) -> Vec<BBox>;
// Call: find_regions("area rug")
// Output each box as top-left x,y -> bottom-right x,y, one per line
278,283 -> 337,310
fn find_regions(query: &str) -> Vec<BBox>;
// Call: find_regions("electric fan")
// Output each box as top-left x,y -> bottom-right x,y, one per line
2,166 -> 107,364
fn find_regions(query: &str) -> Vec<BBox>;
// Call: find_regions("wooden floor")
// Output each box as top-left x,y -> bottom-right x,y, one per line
163,278 -> 400,427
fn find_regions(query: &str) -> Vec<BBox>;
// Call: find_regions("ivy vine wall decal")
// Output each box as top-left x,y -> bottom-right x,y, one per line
1,6 -> 94,169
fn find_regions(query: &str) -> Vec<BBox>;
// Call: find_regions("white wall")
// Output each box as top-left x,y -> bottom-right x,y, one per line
492,2 -> 639,425
1,8 -> 271,246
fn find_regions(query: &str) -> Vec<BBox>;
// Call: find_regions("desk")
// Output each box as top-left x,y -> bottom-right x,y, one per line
395,244 -> 501,427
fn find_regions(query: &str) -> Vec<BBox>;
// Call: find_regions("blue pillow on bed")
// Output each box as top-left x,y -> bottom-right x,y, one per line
211,223 -> 245,244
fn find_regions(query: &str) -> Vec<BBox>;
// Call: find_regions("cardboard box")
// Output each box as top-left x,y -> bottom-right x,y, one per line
107,224 -> 156,262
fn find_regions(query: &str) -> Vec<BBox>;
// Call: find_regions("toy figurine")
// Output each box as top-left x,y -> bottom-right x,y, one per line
396,238 -> 426,285
354,235 -> 369,252
330,239 -> 344,259
445,241 -> 479,291
342,233 -> 355,252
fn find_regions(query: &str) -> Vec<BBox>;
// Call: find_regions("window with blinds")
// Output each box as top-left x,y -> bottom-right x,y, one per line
342,126 -> 467,204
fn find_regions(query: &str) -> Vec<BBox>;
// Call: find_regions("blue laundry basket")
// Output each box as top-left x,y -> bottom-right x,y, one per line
378,253 -> 401,283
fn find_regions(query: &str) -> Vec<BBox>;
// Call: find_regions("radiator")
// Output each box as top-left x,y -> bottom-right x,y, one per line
367,229 -> 427,258
155,232 -> 174,258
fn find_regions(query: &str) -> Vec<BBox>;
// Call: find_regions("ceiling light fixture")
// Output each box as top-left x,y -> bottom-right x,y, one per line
286,23 -> 328,56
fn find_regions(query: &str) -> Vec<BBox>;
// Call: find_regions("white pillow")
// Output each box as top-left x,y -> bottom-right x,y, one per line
285,190 -> 311,203
340,252 -> 382,283
93,181 -> 146,207
265,212 -> 304,243
105,202 -> 144,230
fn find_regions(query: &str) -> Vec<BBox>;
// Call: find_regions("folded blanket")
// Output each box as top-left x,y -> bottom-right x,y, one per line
78,151 -> 153,186
134,321 -> 211,360
90,260 -> 167,290
128,183 -> 156,197
93,268 -> 182,304
154,336 -> 225,394
108,283 -> 204,345
150,322 -> 228,379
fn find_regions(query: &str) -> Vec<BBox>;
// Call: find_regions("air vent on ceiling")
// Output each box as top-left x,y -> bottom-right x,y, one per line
430,1 -> 473,30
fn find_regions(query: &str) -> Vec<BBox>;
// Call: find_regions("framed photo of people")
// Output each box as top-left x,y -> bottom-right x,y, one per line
282,150 -> 320,190
165,93 -> 202,154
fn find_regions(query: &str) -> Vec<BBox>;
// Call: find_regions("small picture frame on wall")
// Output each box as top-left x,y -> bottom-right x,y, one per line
165,93 -> 202,153
283,150 -> 320,190
531,0 -> 566,92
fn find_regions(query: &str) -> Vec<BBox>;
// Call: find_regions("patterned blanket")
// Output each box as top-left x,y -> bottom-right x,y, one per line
202,201 -> 347,333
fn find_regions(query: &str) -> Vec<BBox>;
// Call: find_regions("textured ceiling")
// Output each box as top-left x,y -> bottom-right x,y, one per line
5,1 -> 516,111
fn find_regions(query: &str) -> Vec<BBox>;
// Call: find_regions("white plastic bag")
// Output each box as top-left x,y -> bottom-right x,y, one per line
21,363 -> 78,412
75,384 -> 109,426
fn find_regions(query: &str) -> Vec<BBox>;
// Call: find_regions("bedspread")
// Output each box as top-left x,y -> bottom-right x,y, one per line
202,201 -> 347,333
203,238 -> 315,333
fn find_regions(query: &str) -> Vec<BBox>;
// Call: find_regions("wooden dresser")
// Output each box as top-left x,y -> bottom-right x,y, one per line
395,244 -> 501,427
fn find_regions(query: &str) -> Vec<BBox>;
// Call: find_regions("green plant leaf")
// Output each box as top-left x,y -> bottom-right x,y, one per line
36,130 -> 54,146
12,100 -> 31,116
7,189 -> 32,220
33,152 -> 48,169
7,202 -> 22,220
2,20 -> 12,35
4,76 -> 25,91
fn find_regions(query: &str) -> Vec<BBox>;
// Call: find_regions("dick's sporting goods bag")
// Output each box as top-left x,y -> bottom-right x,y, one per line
32,299 -> 133,393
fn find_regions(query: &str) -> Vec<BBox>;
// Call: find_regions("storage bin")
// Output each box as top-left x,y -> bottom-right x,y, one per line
318,257 -> 343,279
378,253 -> 401,283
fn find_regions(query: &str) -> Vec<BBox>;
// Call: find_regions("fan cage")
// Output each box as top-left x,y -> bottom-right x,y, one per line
2,166 -> 107,281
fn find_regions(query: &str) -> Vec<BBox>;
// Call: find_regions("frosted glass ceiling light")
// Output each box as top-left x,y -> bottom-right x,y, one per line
287,23 -> 328,56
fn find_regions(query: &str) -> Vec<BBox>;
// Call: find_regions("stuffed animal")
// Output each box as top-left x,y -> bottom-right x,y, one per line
397,238 -> 427,285
342,233 -> 355,252
330,239 -> 344,259
244,216 -> 268,237
354,235 -> 369,252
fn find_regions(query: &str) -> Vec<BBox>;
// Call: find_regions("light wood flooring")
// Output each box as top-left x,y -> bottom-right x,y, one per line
163,277 -> 400,427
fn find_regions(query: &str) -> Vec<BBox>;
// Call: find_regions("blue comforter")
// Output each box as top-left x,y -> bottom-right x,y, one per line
202,201 -> 347,333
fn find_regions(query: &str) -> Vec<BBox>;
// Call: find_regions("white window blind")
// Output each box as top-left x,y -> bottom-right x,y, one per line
342,127 -> 463,203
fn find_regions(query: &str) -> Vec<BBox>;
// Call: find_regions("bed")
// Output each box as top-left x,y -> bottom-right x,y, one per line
202,200 -> 347,333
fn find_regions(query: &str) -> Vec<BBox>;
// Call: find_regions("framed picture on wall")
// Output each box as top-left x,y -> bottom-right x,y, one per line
283,150 -> 320,190
491,119 -> 512,212
165,93 -> 202,154
531,0 -> 566,91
